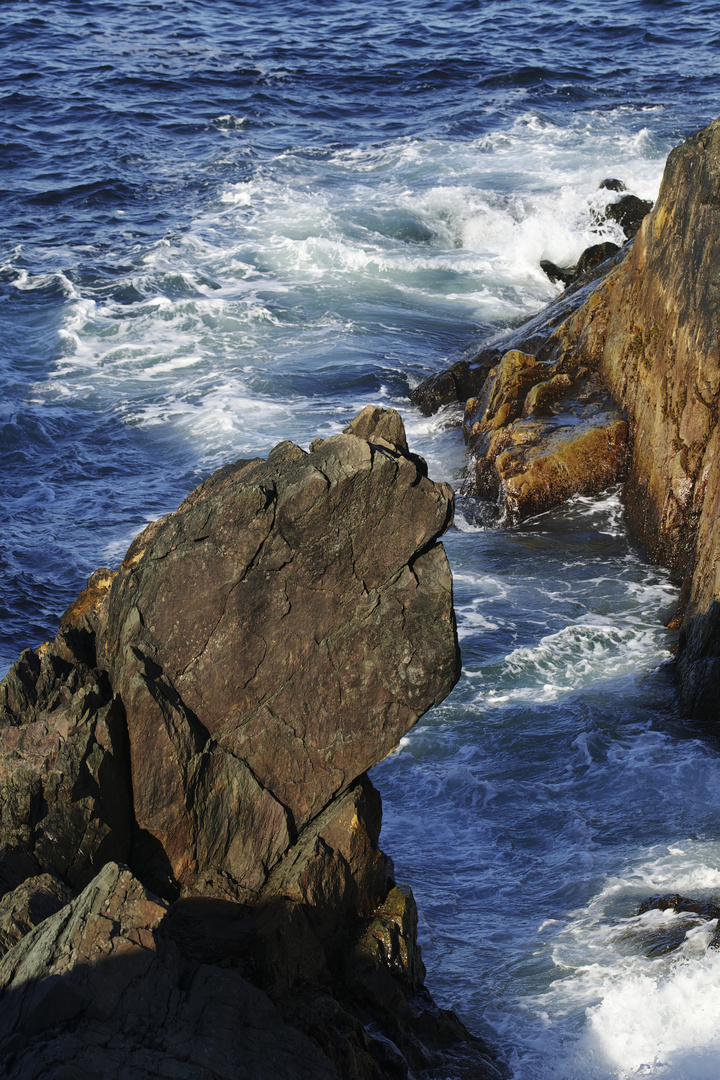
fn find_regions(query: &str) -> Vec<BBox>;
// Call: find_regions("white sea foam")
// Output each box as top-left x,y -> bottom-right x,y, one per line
471,621 -> 668,705
17,108 -> 669,475
480,839 -> 720,1079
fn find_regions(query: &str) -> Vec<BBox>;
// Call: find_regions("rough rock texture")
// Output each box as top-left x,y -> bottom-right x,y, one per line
0,406 -> 505,1078
462,348 -> 628,523
0,629 -> 132,894
99,407 -> 457,897
542,118 -> 720,719
0,874 -> 74,958
410,241 -> 629,416
413,119 -> 720,720
0,862 -> 338,1080
411,179 -> 653,417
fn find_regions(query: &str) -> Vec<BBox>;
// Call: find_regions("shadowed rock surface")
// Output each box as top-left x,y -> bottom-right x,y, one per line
0,874 -> 74,958
0,862 -> 339,1080
0,406 -> 506,1079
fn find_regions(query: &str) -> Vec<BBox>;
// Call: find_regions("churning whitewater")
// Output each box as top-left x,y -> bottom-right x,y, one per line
2,1 -> 720,1076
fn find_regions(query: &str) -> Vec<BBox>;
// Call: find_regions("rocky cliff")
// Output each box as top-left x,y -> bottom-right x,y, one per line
545,119 -> 720,721
0,406 -> 505,1079
414,119 -> 720,722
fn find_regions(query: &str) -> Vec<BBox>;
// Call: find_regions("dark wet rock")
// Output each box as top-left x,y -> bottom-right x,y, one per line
462,348 -> 628,523
540,258 -> 575,286
575,241 -> 622,277
604,193 -> 654,238
638,893 -> 720,920
599,178 -> 627,192
411,242 -> 629,416
540,242 -> 622,289
636,893 -> 720,955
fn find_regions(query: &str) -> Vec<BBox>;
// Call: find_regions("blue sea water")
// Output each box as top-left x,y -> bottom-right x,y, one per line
2,2 -> 720,1075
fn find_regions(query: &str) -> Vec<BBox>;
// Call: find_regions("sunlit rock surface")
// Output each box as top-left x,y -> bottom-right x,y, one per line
0,406 -> 505,1079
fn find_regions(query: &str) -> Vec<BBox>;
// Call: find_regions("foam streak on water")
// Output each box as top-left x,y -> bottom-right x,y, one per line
2,2 -> 720,1076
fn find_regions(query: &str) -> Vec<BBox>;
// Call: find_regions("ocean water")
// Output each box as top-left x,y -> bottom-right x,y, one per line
2,1 -> 720,1076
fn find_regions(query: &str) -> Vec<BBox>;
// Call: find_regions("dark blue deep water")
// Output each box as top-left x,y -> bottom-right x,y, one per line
3,3 -> 720,1076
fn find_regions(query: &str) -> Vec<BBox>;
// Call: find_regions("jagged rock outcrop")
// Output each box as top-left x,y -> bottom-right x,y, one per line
0,406 -> 505,1079
0,874 -> 74,958
100,407 -> 457,898
542,118 -> 720,720
0,861 -> 339,1080
0,628 -> 132,893
461,348 -> 628,522
414,119 -> 720,721
410,242 -> 630,416
410,182 -> 653,526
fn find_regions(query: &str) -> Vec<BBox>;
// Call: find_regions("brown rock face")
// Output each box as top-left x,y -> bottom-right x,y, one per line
545,118 -> 720,717
99,409 -> 457,896
0,407 -> 458,906
0,862 -> 339,1080
0,407 -> 507,1079
414,119 -> 720,718
463,349 -> 628,523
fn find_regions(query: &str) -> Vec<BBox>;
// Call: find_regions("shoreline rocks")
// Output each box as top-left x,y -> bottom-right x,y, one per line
0,405 -> 506,1079
413,118 -> 720,723
543,118 -> 720,721
410,240 -> 630,417
462,347 -> 628,523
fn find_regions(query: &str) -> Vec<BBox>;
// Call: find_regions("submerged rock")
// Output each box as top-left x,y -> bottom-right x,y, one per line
638,893 -> 720,922
0,406 -> 505,1078
636,893 -> 720,954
